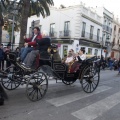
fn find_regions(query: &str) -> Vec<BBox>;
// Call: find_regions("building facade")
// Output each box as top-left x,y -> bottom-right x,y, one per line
96,7 -> 114,58
111,16 -> 120,59
26,4 -> 103,58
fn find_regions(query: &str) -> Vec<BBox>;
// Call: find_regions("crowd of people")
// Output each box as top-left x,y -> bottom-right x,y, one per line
100,55 -> 120,74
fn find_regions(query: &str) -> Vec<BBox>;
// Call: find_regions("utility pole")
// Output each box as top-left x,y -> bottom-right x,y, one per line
11,15 -> 15,50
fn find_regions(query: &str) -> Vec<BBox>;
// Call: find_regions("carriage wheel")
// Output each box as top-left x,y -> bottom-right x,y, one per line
81,66 -> 100,93
62,79 -> 76,85
1,66 -> 21,90
26,72 -> 48,102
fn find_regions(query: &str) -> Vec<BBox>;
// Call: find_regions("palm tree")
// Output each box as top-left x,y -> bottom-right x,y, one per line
1,0 -> 54,46
17,0 -> 54,47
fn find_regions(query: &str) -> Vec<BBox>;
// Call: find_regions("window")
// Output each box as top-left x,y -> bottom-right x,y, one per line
94,49 -> 98,56
90,26 -> 94,39
64,21 -> 70,36
81,22 -> 86,37
50,23 -> 55,36
63,46 -> 68,58
88,48 -> 92,54
97,29 -> 100,41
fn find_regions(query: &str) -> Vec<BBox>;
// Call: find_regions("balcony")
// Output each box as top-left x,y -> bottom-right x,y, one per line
81,31 -> 102,42
103,25 -> 112,33
59,30 -> 71,38
49,32 -> 57,38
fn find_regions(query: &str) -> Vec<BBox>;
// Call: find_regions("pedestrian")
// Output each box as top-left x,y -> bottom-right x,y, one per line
0,44 -> 4,70
118,59 -> 120,75
4,43 -> 11,68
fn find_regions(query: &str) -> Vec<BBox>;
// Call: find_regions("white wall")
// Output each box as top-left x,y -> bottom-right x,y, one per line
26,5 -> 104,57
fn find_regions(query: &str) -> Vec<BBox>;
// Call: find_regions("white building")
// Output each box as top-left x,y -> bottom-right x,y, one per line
95,7 -> 114,58
111,16 -> 120,59
27,4 -> 103,58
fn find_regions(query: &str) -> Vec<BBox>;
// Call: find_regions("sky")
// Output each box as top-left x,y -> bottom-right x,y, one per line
53,0 -> 120,18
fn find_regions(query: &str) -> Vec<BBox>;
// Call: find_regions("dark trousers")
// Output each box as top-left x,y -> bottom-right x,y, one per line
0,59 -> 4,70
24,50 -> 39,68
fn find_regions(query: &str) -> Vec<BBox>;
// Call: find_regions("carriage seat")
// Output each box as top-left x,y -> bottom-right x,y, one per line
82,56 -> 97,64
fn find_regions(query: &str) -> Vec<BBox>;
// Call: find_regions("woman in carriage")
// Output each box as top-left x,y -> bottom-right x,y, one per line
65,47 -> 86,73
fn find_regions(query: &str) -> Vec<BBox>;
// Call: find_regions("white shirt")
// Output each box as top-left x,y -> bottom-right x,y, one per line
65,56 -> 73,63
79,54 -> 86,60
76,54 -> 86,61
31,34 -> 37,42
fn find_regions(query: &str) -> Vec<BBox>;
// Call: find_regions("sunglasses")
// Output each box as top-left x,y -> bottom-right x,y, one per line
69,51 -> 72,52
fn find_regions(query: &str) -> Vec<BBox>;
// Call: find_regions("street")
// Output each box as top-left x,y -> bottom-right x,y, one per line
0,70 -> 120,120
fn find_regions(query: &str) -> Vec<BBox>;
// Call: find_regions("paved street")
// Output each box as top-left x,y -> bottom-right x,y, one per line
0,70 -> 120,120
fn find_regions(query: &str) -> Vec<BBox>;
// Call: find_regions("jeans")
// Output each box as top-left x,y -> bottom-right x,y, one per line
20,47 -> 34,62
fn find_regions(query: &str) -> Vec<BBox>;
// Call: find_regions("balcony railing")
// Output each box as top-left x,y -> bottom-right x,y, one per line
49,32 -> 57,38
81,31 -> 102,42
59,30 -> 71,38
103,25 -> 112,33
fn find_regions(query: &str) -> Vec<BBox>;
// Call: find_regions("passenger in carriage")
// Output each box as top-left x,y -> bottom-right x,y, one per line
21,30 -> 51,69
65,52 -> 74,64
67,48 -> 86,73
19,27 -> 42,62
76,47 -> 86,61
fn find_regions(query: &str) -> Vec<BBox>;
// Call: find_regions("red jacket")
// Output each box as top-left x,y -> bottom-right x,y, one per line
24,33 -> 42,47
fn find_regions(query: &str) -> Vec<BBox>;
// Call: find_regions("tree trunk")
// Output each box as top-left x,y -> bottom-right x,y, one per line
0,26 -> 2,44
19,0 -> 30,48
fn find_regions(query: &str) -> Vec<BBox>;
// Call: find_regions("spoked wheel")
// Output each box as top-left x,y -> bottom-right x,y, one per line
81,66 -> 100,93
38,65 -> 53,79
1,66 -> 21,90
26,72 -> 48,102
62,79 -> 76,85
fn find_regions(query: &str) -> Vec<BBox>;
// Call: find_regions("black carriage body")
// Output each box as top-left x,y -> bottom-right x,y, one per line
51,62 -> 78,82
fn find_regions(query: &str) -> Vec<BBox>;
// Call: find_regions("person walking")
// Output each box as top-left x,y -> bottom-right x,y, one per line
0,44 -> 4,70
4,43 -> 11,68
118,59 -> 120,74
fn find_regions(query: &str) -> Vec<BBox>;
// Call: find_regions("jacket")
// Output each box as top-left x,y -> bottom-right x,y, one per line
0,48 -> 4,60
24,33 -> 42,48
36,37 -> 51,52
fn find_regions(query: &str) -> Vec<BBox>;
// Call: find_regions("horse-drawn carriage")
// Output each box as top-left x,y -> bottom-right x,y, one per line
0,44 -> 100,102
